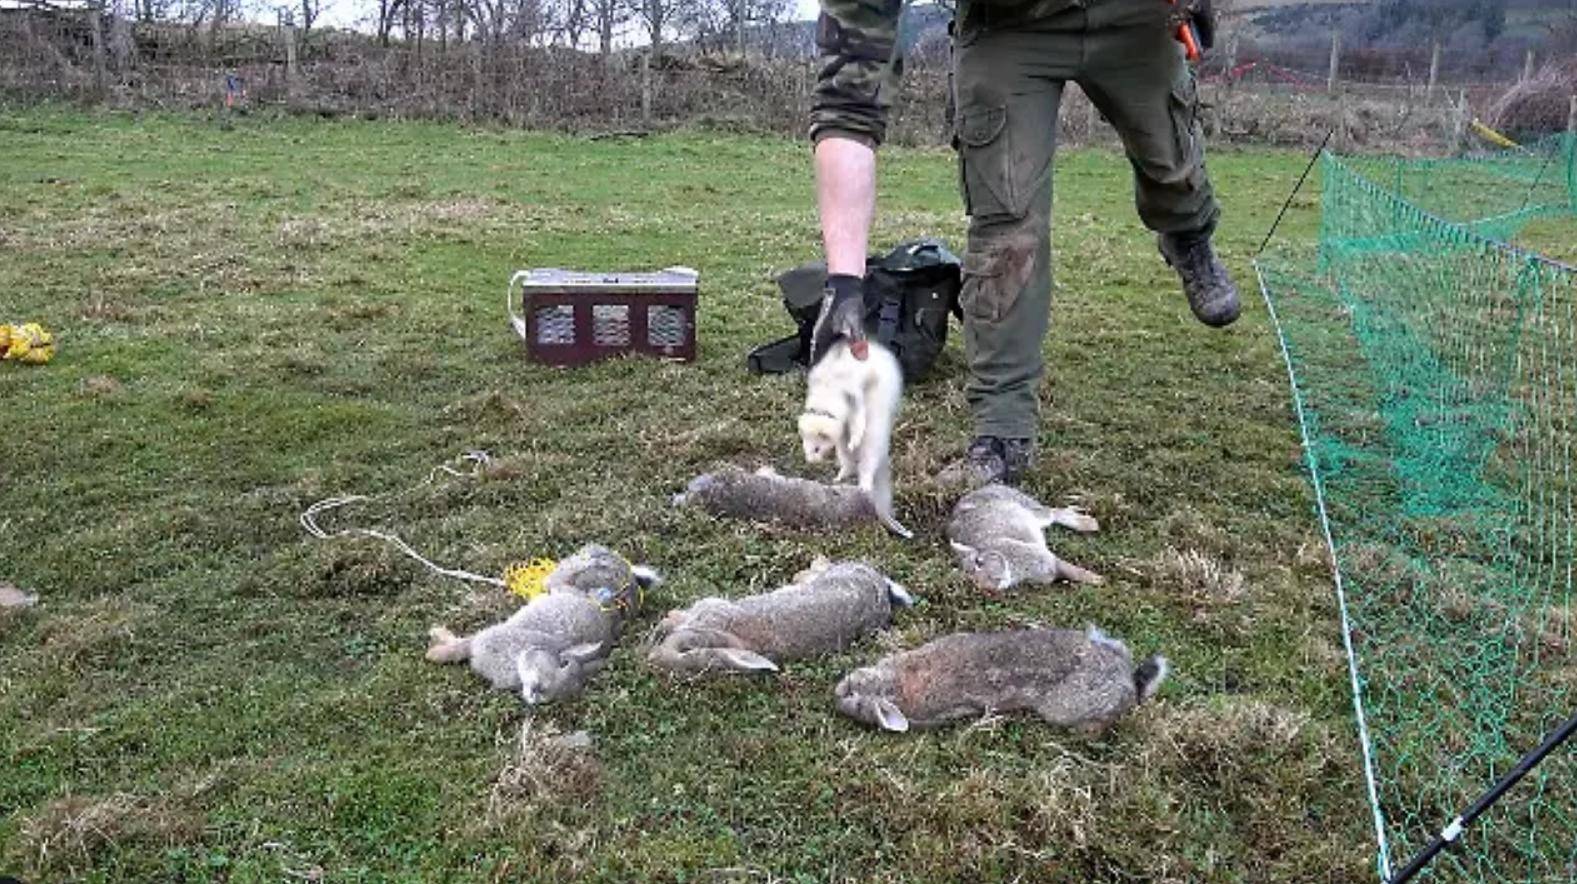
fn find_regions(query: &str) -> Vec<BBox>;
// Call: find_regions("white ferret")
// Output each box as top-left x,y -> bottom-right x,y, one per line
798,339 -> 910,538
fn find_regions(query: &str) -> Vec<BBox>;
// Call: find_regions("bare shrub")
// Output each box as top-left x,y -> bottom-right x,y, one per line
1487,59 -> 1577,136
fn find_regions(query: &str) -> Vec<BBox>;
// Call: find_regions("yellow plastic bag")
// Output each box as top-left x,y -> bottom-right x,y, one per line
0,322 -> 54,365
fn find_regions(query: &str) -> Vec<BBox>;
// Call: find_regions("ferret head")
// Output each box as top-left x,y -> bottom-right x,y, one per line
798,411 -> 843,464
515,642 -> 604,705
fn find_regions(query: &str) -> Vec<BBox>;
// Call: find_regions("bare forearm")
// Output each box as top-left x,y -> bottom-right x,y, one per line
815,137 -> 877,277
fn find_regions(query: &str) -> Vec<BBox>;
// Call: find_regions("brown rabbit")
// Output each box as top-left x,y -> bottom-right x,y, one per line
834,626 -> 1167,734
947,484 -> 1102,590
647,559 -> 913,675
674,466 -> 880,530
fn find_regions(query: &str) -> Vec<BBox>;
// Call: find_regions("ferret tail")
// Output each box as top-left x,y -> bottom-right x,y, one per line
878,510 -> 914,540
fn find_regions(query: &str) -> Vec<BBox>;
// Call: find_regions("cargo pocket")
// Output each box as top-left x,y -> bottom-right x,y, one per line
1167,73 -> 1204,176
956,102 -> 1017,222
959,245 -> 1028,323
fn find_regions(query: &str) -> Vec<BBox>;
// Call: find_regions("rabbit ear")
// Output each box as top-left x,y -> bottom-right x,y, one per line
872,699 -> 909,732
560,642 -> 605,664
711,648 -> 780,672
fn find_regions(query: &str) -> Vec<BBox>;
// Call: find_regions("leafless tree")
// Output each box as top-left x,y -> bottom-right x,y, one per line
299,0 -> 322,36
553,0 -> 587,48
587,0 -> 627,55
675,0 -> 793,55
376,0 -> 406,45
638,0 -> 669,53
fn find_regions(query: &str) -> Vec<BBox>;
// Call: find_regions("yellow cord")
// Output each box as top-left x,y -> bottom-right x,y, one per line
503,553 -> 642,610
0,323 -> 55,365
1470,119 -> 1520,150
503,558 -> 557,600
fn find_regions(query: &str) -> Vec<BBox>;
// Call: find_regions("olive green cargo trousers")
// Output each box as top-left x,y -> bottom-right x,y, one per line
953,0 -> 1221,440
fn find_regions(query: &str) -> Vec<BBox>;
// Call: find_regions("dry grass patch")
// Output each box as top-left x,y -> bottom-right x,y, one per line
485,719 -> 603,829
15,791 -> 202,881
76,374 -> 125,399
1139,696 -> 1327,793
36,597 -> 145,670
78,292 -> 139,323
1150,547 -> 1247,617
275,216 -> 333,250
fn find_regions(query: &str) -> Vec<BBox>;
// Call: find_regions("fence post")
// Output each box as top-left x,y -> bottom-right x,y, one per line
1450,88 -> 1466,155
735,0 -> 745,56
1327,29 -> 1340,94
1426,40 -> 1439,100
89,4 -> 108,95
640,52 -> 652,125
1522,49 -> 1535,83
1333,86 -> 1348,152
284,23 -> 299,86
1568,95 -> 1576,136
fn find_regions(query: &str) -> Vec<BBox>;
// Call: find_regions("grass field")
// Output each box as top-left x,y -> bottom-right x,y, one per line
0,105 -> 1375,882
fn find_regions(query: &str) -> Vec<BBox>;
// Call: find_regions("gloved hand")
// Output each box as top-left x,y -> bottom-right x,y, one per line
810,273 -> 868,364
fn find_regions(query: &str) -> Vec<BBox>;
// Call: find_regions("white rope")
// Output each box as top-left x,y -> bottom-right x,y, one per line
297,451 -> 506,589
1254,259 -> 1393,880
507,269 -> 531,341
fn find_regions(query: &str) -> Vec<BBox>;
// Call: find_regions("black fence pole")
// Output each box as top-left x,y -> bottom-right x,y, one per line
1387,709 -> 1577,884
1256,126 -> 1334,258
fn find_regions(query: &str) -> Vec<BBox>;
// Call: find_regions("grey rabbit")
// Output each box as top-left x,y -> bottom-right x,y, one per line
947,483 -> 1102,590
425,544 -> 659,705
647,558 -> 913,675
674,465 -> 886,532
834,625 -> 1169,734
0,583 -> 38,609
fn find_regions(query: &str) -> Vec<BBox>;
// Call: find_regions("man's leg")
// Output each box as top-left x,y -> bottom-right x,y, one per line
1078,0 -> 1239,326
944,26 -> 1067,486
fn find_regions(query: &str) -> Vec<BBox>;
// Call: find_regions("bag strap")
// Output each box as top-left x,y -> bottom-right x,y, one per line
746,334 -> 805,375
876,291 -> 902,350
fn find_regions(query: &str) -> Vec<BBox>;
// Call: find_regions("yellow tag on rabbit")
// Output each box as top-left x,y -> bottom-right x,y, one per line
503,558 -> 557,600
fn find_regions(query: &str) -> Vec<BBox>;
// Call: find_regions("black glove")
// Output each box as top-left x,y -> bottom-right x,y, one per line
809,273 -> 867,365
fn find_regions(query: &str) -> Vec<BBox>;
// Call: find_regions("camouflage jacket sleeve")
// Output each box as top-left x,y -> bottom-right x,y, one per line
808,0 -> 905,149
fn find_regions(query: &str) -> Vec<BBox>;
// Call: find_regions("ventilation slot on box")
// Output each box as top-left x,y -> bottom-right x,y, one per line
535,305 -> 575,345
593,304 -> 630,346
648,305 -> 687,348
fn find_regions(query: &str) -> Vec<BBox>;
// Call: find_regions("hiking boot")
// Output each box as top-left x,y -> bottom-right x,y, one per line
937,436 -> 1034,489
1158,232 -> 1241,328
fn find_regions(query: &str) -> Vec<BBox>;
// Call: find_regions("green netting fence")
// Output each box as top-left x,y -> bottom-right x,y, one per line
1255,134 -> 1577,882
